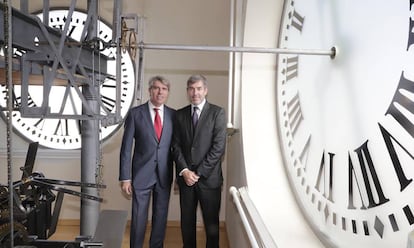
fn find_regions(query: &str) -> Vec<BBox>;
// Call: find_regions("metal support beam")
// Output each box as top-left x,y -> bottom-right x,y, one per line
80,0 -> 100,237
0,4 -> 108,73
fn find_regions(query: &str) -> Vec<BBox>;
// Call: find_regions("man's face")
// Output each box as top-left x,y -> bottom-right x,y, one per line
187,80 -> 208,105
149,80 -> 169,107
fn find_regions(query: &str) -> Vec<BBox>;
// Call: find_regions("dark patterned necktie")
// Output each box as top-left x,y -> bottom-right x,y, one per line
192,106 -> 199,127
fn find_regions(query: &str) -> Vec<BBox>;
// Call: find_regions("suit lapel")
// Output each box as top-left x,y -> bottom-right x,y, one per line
143,102 -> 158,142
161,107 -> 172,142
180,105 -> 193,138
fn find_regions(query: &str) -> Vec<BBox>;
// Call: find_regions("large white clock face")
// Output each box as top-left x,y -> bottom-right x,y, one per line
0,9 -> 135,149
276,0 -> 414,247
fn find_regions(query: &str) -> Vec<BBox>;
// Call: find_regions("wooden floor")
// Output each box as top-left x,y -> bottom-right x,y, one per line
49,221 -> 229,248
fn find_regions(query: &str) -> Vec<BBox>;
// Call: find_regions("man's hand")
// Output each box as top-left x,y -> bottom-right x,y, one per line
120,181 -> 132,197
182,170 -> 200,186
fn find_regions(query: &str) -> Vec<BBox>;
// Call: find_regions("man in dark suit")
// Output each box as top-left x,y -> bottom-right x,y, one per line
172,74 -> 227,248
119,76 -> 175,248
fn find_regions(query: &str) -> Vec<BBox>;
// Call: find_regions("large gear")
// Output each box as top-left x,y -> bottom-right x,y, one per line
0,222 -> 29,247
0,208 -> 26,224
0,186 -> 7,200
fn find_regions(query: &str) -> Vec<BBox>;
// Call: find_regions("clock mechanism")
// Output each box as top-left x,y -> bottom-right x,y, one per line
0,8 -> 136,149
0,2 -> 137,245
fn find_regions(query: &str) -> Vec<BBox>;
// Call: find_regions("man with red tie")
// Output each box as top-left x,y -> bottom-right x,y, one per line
119,76 -> 175,248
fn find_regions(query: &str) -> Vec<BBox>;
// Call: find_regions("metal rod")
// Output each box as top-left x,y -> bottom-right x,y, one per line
114,0 -> 122,118
238,187 -> 279,247
141,42 -> 335,56
230,186 -> 279,248
5,0 -> 14,246
229,186 -> 259,248
227,0 -> 235,129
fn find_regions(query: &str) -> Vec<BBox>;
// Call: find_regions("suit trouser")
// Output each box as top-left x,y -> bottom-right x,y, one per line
131,182 -> 171,248
179,183 -> 221,248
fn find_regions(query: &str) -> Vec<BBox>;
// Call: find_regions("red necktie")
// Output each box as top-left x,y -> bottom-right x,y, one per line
154,108 -> 162,141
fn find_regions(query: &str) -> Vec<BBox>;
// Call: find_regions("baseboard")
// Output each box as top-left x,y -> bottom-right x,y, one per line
57,219 -> 80,226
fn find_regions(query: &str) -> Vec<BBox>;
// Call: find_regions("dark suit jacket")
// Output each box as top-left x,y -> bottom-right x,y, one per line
119,102 -> 175,189
172,101 -> 226,189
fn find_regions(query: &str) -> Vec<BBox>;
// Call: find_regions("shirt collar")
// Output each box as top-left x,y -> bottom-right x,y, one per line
149,101 -> 164,112
192,99 -> 206,112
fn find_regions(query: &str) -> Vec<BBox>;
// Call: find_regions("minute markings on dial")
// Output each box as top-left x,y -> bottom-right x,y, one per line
278,0 -> 414,239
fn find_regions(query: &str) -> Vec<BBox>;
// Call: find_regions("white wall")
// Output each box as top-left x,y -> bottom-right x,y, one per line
225,0 -> 324,247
